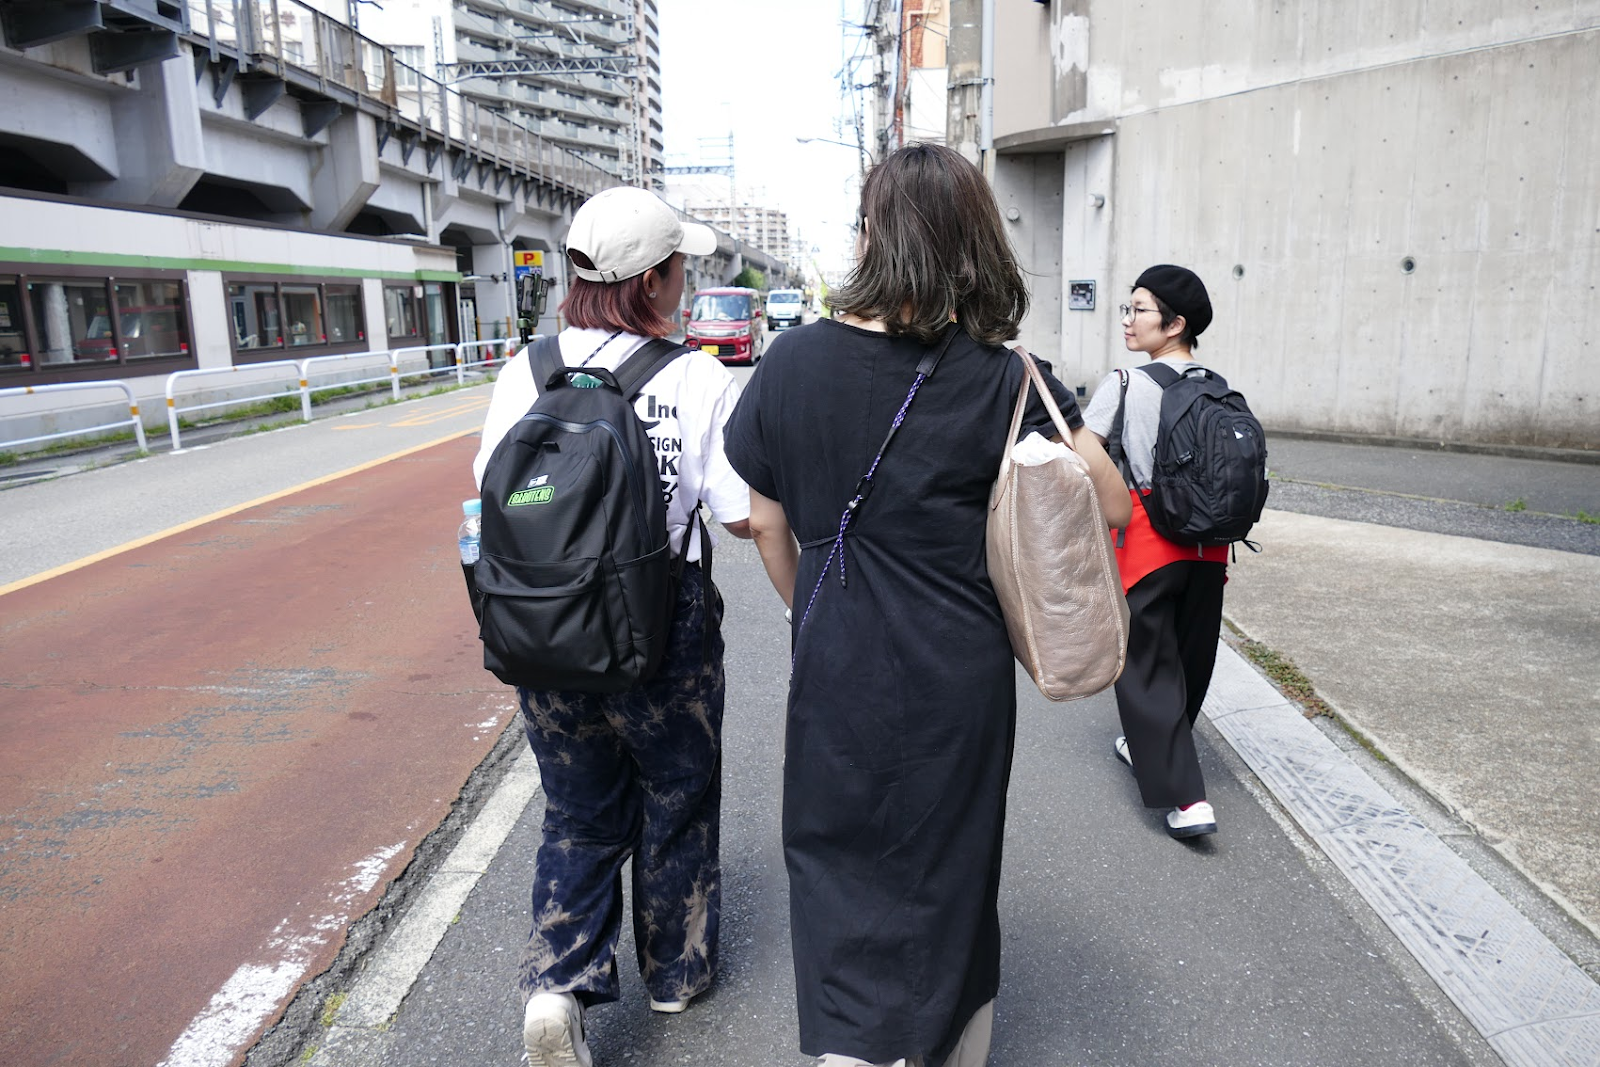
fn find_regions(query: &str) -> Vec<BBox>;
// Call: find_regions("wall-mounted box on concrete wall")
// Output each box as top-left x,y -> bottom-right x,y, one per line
1068,280 -> 1096,311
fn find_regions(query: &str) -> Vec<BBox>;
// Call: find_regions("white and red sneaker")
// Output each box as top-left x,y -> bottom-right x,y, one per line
1166,800 -> 1217,839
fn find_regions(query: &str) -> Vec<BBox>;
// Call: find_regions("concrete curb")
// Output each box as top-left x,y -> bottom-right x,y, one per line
1203,642 -> 1600,1065
307,749 -> 542,1067
1262,428 -> 1600,466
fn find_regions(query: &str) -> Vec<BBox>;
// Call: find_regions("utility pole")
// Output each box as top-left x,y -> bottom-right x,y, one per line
868,0 -> 900,161
946,0 -> 981,165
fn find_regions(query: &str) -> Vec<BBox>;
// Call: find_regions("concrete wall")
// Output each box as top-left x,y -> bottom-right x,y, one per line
992,1 -> 1053,139
0,194 -> 463,444
991,152 -> 1065,367
0,195 -> 457,279
998,0 -> 1600,449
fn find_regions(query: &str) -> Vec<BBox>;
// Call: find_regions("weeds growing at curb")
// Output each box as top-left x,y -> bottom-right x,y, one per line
319,991 -> 347,1029
1504,498 -> 1527,512
1222,623 -> 1392,763
1226,631 -> 1334,719
1576,510 -> 1599,525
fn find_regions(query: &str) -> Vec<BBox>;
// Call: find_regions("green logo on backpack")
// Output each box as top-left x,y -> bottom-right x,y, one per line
507,486 -> 555,506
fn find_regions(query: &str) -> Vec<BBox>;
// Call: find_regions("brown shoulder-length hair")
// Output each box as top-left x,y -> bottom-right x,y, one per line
560,250 -> 678,337
828,142 -> 1028,345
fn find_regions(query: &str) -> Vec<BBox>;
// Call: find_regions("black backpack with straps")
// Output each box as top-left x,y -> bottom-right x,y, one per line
1110,362 -> 1269,547
472,334 -> 695,692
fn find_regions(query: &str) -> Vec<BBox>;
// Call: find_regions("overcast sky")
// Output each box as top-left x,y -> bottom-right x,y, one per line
657,0 -> 870,273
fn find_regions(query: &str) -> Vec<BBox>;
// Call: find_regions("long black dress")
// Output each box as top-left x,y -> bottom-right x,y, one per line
724,318 -> 1082,1064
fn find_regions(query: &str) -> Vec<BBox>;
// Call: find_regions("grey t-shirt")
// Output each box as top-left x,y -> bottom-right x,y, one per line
1080,356 -> 1206,490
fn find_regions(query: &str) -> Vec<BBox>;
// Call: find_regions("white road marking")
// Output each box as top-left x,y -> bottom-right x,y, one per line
158,842 -> 406,1067
311,736 -> 539,1066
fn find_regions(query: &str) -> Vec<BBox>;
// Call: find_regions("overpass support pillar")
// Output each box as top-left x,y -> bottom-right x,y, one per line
81,53 -> 203,207
311,111 -> 380,231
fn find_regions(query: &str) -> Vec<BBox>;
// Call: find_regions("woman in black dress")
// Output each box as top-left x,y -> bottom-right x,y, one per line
724,144 -> 1130,1066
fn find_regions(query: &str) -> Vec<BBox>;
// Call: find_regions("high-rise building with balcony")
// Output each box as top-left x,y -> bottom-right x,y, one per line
356,0 -> 663,185
679,201 -> 794,271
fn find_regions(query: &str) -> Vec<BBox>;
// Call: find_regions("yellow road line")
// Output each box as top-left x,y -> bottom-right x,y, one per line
391,398 -> 490,427
0,429 -> 477,599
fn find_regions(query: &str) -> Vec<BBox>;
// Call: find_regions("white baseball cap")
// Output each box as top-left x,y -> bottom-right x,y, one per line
565,187 -> 718,283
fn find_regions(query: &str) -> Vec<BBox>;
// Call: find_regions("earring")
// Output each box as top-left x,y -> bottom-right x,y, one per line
648,291 -> 657,298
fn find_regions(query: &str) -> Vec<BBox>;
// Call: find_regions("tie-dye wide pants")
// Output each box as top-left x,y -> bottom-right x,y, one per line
515,563 -> 724,1008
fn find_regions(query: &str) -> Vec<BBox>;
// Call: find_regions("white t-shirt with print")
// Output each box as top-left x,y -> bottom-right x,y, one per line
472,327 -> 750,562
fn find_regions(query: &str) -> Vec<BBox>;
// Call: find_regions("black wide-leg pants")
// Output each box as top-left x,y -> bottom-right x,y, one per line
1114,559 -> 1228,809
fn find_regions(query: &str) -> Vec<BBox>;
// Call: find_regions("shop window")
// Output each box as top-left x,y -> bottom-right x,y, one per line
385,285 -> 422,341
0,270 -> 193,382
28,280 -> 114,366
230,283 -> 283,350
281,285 -> 325,346
114,280 -> 190,360
424,282 -> 448,346
325,285 -> 365,345
0,278 -> 27,371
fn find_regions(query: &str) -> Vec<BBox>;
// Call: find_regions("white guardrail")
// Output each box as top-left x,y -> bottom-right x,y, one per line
456,338 -> 521,378
1,341 -> 525,456
0,380 -> 149,454
164,347 -> 439,450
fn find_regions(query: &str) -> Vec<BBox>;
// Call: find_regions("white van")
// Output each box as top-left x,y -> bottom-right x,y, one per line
766,288 -> 806,330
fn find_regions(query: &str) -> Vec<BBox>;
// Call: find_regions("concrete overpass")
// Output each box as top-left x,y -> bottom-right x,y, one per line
0,0 -> 795,334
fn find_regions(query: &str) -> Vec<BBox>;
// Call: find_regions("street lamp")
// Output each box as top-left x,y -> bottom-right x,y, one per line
795,136 -> 858,150
796,136 -> 870,182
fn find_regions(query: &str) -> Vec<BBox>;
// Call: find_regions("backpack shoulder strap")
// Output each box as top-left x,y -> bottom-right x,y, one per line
614,337 -> 690,401
1138,360 -> 1184,389
1107,369 -> 1135,488
528,334 -> 566,393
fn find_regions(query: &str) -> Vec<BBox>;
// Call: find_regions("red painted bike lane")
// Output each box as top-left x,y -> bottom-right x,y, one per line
0,434 -> 512,1067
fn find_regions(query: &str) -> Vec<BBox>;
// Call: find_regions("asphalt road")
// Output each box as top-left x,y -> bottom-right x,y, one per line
1262,437 -> 1600,556
6,374 -> 1597,1066
0,397 -> 507,1067
299,528 -> 1498,1067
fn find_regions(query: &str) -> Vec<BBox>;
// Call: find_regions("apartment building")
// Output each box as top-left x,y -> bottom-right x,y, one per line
356,0 -> 664,184
687,203 -> 795,268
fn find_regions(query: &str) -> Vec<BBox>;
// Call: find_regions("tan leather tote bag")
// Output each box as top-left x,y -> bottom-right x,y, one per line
987,348 -> 1129,701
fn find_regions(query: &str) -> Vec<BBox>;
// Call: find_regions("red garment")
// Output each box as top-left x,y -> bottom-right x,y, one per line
1114,490 -> 1229,593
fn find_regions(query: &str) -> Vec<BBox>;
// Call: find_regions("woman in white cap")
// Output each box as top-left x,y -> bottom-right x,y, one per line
472,186 -> 752,1067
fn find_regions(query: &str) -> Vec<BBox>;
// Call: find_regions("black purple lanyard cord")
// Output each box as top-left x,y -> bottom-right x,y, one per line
791,325 -> 957,665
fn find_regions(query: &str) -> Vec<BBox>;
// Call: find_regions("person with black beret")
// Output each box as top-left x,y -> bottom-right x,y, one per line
1080,264 -> 1229,840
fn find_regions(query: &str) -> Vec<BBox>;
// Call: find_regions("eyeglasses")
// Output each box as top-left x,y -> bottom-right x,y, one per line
1119,304 -> 1161,321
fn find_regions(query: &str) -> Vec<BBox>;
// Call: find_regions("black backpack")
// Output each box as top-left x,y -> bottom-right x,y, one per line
471,334 -> 693,692
1110,362 -> 1269,547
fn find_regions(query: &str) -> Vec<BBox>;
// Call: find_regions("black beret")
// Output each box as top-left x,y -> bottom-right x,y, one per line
1134,264 -> 1212,337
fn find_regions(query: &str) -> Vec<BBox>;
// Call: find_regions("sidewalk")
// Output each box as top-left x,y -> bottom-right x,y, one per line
1222,508 -> 1600,942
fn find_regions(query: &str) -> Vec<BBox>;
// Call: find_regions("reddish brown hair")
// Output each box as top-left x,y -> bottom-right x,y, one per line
560,251 -> 677,337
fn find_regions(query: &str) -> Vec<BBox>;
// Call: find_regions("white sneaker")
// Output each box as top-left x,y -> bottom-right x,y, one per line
1166,801 -> 1217,839
648,996 -> 690,1014
1113,735 -> 1133,769
523,991 -> 592,1067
